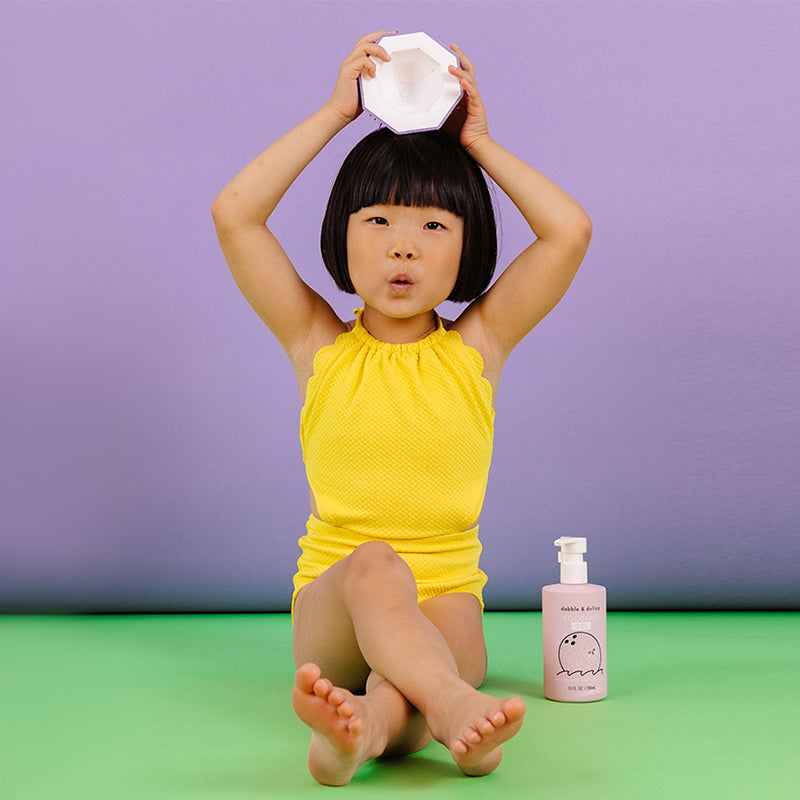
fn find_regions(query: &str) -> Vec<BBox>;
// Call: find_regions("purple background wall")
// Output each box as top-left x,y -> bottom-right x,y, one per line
1,1 -> 797,611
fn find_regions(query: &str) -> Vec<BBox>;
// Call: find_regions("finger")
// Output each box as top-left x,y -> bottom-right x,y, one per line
356,30 -> 395,58
449,65 -> 481,100
344,55 -> 379,81
363,57 -> 379,80
450,42 -> 475,74
358,30 -> 397,44
342,51 -> 387,82
346,41 -> 391,72
448,64 -> 472,84
362,42 -> 391,63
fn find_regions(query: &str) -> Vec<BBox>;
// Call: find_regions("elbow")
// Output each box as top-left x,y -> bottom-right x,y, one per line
576,207 -> 593,246
211,187 -> 267,234
570,208 -> 593,258
551,201 -> 592,255
555,210 -> 592,272
210,190 -> 244,239
210,191 -> 231,227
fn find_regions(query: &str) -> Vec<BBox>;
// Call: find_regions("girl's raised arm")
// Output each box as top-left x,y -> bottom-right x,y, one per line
211,33 -> 392,368
449,45 -> 593,369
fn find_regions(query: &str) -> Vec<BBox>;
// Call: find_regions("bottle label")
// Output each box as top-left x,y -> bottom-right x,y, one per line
543,590 -> 607,701
555,605 -> 604,676
560,607 -> 601,633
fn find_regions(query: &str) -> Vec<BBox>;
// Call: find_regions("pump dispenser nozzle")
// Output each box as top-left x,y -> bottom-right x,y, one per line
554,536 -> 588,584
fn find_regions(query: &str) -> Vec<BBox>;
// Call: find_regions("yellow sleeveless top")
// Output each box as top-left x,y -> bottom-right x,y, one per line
293,309 -> 494,610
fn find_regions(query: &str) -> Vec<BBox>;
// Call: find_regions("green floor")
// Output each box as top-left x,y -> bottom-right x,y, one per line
1,613 -> 796,799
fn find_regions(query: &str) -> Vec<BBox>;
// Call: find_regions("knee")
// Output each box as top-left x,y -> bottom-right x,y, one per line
342,542 -> 415,603
346,541 -> 408,580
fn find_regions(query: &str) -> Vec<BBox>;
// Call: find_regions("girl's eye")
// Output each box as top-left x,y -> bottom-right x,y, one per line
369,217 -> 389,225
424,221 -> 445,230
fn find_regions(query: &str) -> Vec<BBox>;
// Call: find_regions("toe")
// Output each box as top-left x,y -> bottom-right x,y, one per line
464,726 -> 482,744
347,716 -> 363,736
336,700 -> 355,719
476,717 -> 496,735
451,738 -> 468,756
327,687 -> 347,707
295,663 -> 322,692
490,709 -> 507,727
504,697 -> 527,722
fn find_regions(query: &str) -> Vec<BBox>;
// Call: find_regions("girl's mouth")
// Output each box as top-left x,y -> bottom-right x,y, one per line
390,276 -> 414,293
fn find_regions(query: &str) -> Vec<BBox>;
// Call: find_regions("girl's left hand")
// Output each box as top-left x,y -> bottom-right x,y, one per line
447,44 -> 491,153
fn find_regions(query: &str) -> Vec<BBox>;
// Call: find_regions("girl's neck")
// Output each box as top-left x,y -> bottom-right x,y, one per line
360,306 -> 438,344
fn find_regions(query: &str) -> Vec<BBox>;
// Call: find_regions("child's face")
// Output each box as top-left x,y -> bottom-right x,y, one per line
346,204 -> 463,321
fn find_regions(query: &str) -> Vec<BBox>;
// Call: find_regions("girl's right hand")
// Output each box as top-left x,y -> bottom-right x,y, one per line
327,31 -> 393,125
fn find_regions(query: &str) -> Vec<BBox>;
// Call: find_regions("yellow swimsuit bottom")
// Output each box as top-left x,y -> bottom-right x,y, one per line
293,514 -> 487,615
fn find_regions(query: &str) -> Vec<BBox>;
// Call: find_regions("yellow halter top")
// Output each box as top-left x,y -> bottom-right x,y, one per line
293,309 -> 494,610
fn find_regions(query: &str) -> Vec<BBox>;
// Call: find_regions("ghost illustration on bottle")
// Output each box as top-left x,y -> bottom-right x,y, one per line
557,632 -> 603,676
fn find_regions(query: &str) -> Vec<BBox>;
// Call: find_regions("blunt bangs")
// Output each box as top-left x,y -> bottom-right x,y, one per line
344,130 -> 472,217
321,128 -> 497,303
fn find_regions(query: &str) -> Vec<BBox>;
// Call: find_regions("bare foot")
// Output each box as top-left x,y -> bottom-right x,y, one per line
445,692 -> 527,777
291,663 -> 385,786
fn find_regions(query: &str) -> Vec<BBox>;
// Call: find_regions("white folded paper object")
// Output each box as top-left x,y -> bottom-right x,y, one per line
359,32 -> 463,134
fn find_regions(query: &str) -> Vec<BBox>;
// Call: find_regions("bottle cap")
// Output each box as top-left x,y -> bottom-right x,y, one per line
554,537 -> 588,584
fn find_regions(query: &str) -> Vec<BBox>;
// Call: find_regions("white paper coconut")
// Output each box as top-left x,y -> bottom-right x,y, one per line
359,32 -> 462,134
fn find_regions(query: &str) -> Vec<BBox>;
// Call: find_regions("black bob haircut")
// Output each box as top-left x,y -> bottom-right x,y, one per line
320,127 -> 497,304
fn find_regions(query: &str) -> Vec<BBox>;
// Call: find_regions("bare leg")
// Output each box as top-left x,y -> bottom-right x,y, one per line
292,542 -> 526,783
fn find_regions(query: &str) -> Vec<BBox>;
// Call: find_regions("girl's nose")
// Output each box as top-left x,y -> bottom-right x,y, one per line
390,238 -> 418,259
388,226 -> 418,259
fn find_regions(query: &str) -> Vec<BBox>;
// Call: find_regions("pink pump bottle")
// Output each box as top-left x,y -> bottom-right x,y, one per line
542,537 -> 607,702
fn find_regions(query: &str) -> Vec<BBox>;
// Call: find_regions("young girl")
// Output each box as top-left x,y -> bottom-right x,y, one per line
212,32 -> 591,785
